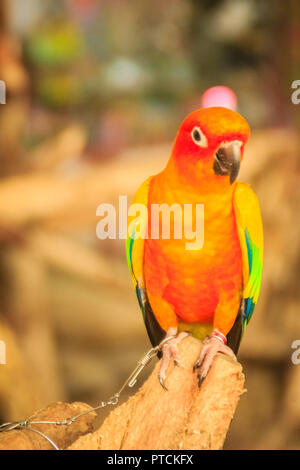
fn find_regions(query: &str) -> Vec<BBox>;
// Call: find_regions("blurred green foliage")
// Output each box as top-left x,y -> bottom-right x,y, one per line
7,0 -> 299,154
26,22 -> 84,66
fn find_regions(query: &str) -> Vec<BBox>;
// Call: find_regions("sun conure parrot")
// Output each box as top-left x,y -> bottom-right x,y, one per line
126,106 -> 263,388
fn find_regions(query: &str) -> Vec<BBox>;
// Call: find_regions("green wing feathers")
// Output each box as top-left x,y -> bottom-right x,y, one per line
233,183 -> 264,332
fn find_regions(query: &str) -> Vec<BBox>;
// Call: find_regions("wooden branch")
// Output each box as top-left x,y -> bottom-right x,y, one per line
0,337 -> 245,450
69,336 -> 245,450
0,402 -> 96,450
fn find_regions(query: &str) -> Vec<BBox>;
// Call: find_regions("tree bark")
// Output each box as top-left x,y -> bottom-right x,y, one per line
0,337 -> 245,450
0,401 -> 96,450
69,336 -> 245,450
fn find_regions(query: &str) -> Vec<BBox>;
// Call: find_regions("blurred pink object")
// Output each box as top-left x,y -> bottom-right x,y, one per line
68,0 -> 98,23
201,86 -> 237,111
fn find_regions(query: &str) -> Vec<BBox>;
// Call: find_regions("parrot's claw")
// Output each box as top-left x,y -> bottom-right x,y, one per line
197,372 -> 205,388
158,330 -> 189,390
193,335 -> 236,388
159,375 -> 168,391
173,359 -> 183,368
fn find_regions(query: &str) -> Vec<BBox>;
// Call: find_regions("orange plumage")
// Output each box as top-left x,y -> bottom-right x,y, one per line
144,107 -> 248,338
127,106 -> 263,362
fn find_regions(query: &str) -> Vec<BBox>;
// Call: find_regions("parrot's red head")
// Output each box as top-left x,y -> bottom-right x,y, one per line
170,107 -> 250,185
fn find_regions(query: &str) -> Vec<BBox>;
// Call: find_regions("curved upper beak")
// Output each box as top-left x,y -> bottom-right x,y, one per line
213,141 -> 241,184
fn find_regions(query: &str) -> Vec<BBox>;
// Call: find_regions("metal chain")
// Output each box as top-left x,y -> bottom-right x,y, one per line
0,336 -> 174,450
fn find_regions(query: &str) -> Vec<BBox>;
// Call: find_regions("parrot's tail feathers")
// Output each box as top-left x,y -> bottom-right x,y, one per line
143,291 -> 165,352
226,301 -> 243,355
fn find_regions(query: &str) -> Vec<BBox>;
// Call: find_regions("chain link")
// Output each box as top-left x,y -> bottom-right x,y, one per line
0,336 -> 174,450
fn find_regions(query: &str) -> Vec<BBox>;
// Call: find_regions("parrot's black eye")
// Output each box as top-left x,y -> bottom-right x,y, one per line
191,126 -> 208,148
193,129 -> 201,141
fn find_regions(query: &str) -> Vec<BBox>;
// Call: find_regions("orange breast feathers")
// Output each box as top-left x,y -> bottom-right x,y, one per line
143,173 -> 243,336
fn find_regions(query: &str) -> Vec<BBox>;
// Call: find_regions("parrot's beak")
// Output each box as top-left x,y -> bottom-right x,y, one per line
213,141 -> 241,184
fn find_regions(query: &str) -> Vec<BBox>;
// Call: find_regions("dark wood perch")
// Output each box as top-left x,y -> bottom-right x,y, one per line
0,336 -> 245,450
69,336 -> 245,450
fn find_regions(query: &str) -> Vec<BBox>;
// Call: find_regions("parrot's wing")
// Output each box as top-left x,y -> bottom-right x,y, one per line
126,177 -> 165,347
233,182 -> 264,332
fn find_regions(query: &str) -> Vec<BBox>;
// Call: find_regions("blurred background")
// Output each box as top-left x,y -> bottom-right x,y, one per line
0,0 -> 299,450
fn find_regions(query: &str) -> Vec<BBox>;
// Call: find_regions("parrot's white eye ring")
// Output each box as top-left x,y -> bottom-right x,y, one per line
191,126 -> 208,148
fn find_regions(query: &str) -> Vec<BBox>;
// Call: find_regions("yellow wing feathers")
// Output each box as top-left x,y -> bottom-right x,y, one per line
233,182 -> 264,326
126,177 -> 152,287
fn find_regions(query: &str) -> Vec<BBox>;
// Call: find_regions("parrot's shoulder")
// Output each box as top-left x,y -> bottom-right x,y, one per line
233,181 -> 263,249
234,181 -> 260,210
131,176 -> 153,206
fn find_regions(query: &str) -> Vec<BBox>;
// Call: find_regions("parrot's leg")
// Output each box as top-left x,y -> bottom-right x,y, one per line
193,335 -> 236,387
158,327 -> 189,390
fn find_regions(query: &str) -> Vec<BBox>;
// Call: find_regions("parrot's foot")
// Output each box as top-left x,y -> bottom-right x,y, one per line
158,328 -> 189,390
193,334 -> 236,387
